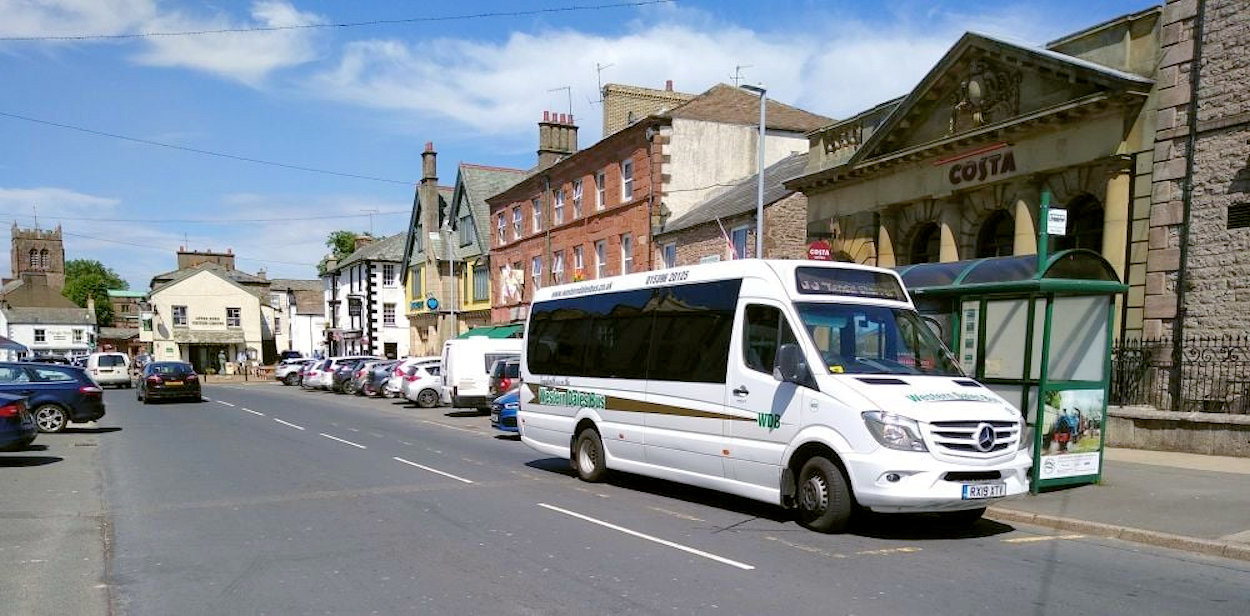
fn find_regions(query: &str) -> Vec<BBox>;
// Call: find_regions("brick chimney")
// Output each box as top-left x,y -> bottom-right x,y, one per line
537,110 -> 579,170
353,235 -> 374,251
419,141 -> 441,246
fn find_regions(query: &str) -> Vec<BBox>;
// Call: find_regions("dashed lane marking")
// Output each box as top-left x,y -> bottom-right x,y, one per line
417,419 -> 483,435
240,408 -> 265,417
1002,534 -> 1086,544
538,503 -> 755,571
273,418 -> 305,431
392,457 -> 475,484
216,400 -> 236,407
319,433 -> 367,449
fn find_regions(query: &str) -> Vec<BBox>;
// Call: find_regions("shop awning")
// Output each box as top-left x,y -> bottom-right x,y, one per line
457,324 -> 523,339
894,249 -> 1127,296
171,330 -> 247,344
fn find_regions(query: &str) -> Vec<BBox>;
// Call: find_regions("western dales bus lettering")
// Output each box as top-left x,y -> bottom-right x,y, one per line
537,386 -> 606,410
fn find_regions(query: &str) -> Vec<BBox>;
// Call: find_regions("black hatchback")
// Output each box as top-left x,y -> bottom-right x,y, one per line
137,362 -> 202,404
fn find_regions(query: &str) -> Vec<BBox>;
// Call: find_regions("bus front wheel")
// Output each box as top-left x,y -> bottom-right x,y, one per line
796,456 -> 852,533
573,429 -> 607,482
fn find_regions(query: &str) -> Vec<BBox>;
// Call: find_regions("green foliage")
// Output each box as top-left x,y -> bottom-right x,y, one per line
319,230 -> 366,275
63,259 -> 127,326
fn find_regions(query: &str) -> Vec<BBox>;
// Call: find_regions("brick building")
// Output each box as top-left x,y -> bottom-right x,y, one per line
487,84 -> 829,323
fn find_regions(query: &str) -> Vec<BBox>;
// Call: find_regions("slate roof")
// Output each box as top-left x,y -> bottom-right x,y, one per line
660,153 -> 810,235
334,231 -> 409,270
270,278 -> 324,315
0,276 -> 79,309
149,262 -> 269,292
448,164 -> 527,261
99,326 -> 140,340
1,306 -> 96,325
666,84 -> 833,133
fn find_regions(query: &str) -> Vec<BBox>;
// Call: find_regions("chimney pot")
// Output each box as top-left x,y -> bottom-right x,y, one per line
569,114 -> 574,124
558,113 -> 566,124
543,110 -> 550,122
425,141 -> 434,152
666,79 -> 673,91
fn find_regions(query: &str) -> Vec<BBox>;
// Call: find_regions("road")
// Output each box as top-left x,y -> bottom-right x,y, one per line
7,383 -> 1249,615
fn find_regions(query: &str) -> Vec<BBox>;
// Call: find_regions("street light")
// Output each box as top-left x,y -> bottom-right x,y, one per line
740,83 -> 766,259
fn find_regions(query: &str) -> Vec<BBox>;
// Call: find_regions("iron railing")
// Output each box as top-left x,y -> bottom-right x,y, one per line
1111,336 -> 1250,413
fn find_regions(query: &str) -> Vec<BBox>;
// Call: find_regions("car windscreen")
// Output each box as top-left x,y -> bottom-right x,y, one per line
99,355 -> 127,367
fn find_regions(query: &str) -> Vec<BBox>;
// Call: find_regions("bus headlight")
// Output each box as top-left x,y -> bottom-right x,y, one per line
862,411 -> 928,452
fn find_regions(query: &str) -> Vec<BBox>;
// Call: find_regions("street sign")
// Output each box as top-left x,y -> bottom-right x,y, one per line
807,240 -> 832,261
1047,208 -> 1068,235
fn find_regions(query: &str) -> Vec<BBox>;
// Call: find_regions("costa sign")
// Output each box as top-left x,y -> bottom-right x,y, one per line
807,240 -> 832,261
937,143 -> 1018,186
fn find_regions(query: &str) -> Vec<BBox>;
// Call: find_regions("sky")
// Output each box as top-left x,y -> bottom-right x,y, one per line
0,0 -> 1157,289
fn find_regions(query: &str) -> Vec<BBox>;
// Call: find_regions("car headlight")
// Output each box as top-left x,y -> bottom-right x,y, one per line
862,411 -> 928,452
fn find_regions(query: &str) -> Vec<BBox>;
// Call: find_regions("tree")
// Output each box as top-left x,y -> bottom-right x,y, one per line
318,230 -> 366,275
63,259 -> 127,326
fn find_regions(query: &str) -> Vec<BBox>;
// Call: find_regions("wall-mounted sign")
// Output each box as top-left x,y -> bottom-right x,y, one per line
192,316 -> 224,327
807,240 -> 833,261
348,298 -> 362,316
938,143 -> 1018,186
1047,208 -> 1068,236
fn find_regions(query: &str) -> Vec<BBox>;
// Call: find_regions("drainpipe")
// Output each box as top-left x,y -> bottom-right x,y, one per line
1169,0 -> 1205,412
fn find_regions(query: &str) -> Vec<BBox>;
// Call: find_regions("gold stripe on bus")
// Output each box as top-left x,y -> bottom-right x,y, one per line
528,383 -> 753,421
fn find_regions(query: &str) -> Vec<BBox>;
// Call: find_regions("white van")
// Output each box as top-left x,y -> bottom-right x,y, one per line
519,259 -> 1030,532
87,352 -> 132,388
440,337 -> 523,410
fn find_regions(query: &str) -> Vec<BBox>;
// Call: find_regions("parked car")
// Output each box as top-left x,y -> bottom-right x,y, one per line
137,361 -> 202,404
0,362 -> 106,433
275,358 -> 313,386
312,356 -> 375,390
332,359 -> 368,394
300,359 -> 331,389
487,357 -> 521,400
0,392 -> 37,451
489,386 -> 520,433
383,356 -> 438,398
29,355 -> 72,365
350,360 -> 392,396
401,362 -> 443,408
360,360 -> 397,396
278,350 -> 304,362
86,352 -> 131,388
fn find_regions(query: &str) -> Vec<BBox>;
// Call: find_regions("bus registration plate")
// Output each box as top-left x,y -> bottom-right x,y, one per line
961,483 -> 1006,499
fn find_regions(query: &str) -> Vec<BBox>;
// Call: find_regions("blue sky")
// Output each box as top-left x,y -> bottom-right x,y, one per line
1,0 -> 1156,288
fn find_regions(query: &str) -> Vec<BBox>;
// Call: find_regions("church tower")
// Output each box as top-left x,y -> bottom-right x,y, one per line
10,223 -> 67,291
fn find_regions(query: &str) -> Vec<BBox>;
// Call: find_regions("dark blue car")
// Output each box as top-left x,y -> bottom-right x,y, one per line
0,362 -> 106,433
0,392 -> 36,452
490,386 -> 520,433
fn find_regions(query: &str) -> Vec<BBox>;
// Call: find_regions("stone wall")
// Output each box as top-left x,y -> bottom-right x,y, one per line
654,192 -> 810,266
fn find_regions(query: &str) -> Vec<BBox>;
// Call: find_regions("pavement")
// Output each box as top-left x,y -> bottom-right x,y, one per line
987,447 -> 1250,561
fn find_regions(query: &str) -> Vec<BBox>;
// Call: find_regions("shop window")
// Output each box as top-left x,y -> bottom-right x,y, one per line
226,307 -> 241,327
1054,194 -> 1104,253
910,222 -> 941,264
173,305 -> 188,326
976,210 -> 1014,258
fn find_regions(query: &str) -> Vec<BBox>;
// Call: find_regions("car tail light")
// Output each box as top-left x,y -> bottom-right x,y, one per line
0,401 -> 23,418
185,374 -> 199,381
405,374 -> 418,381
499,377 -> 512,391
393,367 -> 403,376
79,385 -> 103,395
147,375 -> 163,384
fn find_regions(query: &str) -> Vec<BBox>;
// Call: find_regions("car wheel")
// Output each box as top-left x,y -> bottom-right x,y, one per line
572,428 -> 607,482
343,381 -> 358,395
284,373 -> 298,386
416,388 -> 439,408
796,456 -> 853,533
33,404 -> 69,433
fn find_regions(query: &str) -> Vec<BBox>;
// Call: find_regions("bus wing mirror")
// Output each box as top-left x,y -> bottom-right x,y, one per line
921,315 -> 944,340
773,343 -> 806,384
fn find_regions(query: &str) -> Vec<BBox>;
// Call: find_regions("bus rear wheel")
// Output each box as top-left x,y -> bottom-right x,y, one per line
796,456 -> 852,533
572,429 -> 607,482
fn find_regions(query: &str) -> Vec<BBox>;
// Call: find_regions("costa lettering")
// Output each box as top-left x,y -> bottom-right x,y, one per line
947,149 -> 1016,185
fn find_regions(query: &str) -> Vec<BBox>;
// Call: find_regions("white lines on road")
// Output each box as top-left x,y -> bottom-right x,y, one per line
418,419 -> 482,435
319,433 -> 367,449
393,457 -> 475,484
273,418 -> 306,431
216,400 -> 236,407
538,503 -> 755,571
240,408 -> 265,417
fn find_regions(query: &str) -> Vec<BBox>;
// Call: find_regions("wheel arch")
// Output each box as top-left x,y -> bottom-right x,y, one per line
781,428 -> 856,508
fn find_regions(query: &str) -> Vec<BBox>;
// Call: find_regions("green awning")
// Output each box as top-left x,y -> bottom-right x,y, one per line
895,249 -> 1127,296
457,324 -> 523,339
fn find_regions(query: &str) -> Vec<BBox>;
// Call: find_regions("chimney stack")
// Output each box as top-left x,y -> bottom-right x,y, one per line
666,79 -> 673,91
418,141 -> 441,258
537,110 -> 579,170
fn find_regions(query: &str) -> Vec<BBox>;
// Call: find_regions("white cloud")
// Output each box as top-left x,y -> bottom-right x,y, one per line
0,1 -> 320,86
0,186 -> 121,215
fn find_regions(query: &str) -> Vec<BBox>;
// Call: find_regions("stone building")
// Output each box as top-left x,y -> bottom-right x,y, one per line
8,223 -> 66,291
601,81 -> 696,137
1143,0 -> 1250,342
488,84 -> 829,323
139,265 -> 268,372
1,224 -> 96,358
107,289 -> 147,328
322,233 -> 410,358
399,143 -> 526,356
788,11 -> 1161,339
653,152 -> 811,266
269,279 -> 324,358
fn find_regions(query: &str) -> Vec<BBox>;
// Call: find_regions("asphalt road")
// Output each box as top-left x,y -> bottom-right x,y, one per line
71,384 -> 1250,615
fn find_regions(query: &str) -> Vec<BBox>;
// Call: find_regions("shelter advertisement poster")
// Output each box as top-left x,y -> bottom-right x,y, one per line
1036,388 -> 1105,484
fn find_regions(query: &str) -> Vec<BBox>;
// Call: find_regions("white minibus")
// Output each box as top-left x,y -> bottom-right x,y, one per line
519,259 -> 1030,532
440,337 -> 523,410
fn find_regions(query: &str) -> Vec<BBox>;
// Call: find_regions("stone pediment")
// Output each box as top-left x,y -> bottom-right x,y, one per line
851,32 -> 1153,165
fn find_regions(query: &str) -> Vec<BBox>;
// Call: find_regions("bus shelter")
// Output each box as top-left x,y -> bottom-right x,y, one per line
895,249 -> 1126,491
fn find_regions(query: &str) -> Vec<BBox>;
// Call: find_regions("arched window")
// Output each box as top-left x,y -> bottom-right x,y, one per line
39,249 -> 49,269
910,222 -> 941,265
28,248 -> 38,269
1054,195 -> 1104,253
976,210 -> 1014,258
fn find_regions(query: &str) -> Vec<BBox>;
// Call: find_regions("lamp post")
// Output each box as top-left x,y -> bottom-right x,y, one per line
740,83 -> 767,259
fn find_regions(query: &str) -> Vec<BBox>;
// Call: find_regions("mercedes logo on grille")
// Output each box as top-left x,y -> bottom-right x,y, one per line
975,424 -> 996,452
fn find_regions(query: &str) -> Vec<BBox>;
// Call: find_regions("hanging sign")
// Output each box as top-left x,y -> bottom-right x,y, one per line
1047,209 -> 1068,236
807,240 -> 833,261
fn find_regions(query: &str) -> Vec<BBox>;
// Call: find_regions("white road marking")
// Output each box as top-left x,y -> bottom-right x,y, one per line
273,418 -> 305,431
418,419 -> 481,435
240,408 -> 265,416
392,457 -> 475,484
319,433 -> 367,449
216,401 -> 236,408
1003,534 -> 1086,544
537,503 -> 755,571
